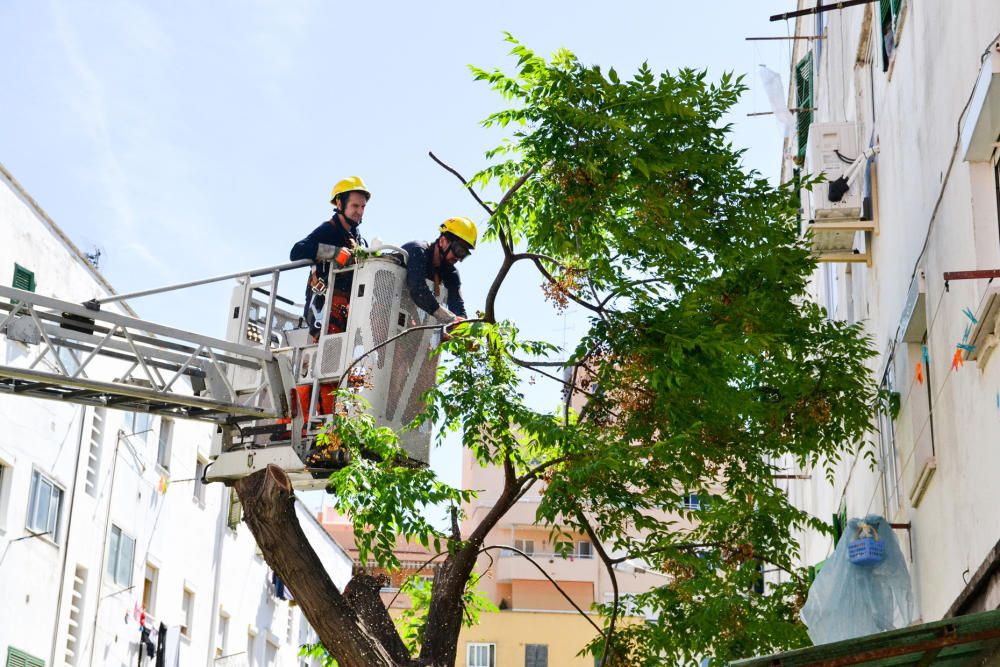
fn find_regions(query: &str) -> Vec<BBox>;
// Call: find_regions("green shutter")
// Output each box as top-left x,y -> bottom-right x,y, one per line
6,647 -> 45,667
794,52 -> 814,159
879,0 -> 895,71
890,0 -> 902,18
11,264 -> 36,304
227,489 -> 242,529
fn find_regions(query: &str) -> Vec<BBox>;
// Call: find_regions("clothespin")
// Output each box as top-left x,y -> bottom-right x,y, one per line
963,307 -> 978,324
963,323 -> 972,343
915,361 -> 924,384
957,343 -> 976,353
922,345 -> 930,366
157,477 -> 170,495
996,391 -> 999,410
952,349 -> 965,371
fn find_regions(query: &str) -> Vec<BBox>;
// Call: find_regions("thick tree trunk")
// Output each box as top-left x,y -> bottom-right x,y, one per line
234,465 -> 408,667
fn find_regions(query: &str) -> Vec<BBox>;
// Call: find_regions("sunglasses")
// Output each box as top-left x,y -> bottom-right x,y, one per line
447,239 -> 471,260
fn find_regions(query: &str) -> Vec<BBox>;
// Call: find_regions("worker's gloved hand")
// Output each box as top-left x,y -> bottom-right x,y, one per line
316,244 -> 353,267
441,315 -> 466,342
432,306 -> 457,323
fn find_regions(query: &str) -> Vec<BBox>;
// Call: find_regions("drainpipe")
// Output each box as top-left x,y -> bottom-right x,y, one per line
48,406 -> 87,667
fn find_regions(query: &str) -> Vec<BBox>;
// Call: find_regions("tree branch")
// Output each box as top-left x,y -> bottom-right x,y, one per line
235,466 -> 405,667
428,151 -> 495,219
576,512 -> 620,667
344,573 -> 412,664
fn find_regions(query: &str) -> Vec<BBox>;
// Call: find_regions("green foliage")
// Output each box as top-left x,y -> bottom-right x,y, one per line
299,642 -> 338,667
319,392 -> 475,569
318,36 -> 879,667
462,37 -> 878,666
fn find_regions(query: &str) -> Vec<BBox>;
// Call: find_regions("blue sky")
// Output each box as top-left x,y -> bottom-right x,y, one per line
1,0 -> 800,491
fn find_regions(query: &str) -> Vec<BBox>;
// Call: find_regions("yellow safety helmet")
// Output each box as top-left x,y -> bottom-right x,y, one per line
439,216 -> 478,250
330,176 -> 371,205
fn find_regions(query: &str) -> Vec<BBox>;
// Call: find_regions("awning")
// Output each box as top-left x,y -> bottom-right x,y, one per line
730,608 -> 1000,667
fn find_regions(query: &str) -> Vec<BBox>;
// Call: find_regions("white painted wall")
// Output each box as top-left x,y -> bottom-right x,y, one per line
782,0 -> 1000,624
0,162 -> 347,666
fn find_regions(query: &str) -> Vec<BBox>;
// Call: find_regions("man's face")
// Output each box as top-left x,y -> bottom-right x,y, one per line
339,191 -> 367,224
439,235 -> 471,265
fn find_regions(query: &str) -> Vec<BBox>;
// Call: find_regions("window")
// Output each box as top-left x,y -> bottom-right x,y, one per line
156,419 -> 173,471
577,540 -> 593,559
5,646 -> 45,667
794,52 -> 814,160
525,644 -> 548,667
227,489 -> 242,530
467,643 -> 496,667
193,458 -> 207,505
514,539 -> 534,555
994,152 -> 1000,238
681,493 -> 701,511
216,611 -> 230,659
877,349 -> 903,517
247,633 -> 258,667
123,411 -> 152,441
181,588 -> 194,637
27,469 -> 63,540
879,0 -> 905,72
11,263 -> 36,296
142,563 -> 158,615
106,524 -> 136,587
0,463 -> 7,531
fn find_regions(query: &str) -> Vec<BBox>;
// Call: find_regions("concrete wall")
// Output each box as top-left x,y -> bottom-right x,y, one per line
782,0 -> 1000,623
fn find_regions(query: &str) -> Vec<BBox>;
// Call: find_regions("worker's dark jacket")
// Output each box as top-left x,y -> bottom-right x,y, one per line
289,214 -> 366,333
289,214 -> 366,287
401,240 -> 466,318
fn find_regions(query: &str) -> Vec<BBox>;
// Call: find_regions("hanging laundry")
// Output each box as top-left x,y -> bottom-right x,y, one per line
915,362 -> 924,384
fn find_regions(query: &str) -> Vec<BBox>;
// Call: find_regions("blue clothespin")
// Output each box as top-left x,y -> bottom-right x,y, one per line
963,323 -> 972,343
996,391 -> 999,410
922,345 -> 930,365
957,343 -> 976,352
963,307 -> 978,324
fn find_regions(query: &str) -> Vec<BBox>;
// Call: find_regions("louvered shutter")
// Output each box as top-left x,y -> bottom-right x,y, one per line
794,52 -> 814,159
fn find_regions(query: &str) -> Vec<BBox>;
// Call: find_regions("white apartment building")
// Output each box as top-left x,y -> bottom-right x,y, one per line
777,0 -> 1000,623
0,161 -> 350,666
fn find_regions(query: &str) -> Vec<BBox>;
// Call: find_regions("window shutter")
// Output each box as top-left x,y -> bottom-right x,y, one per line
794,52 -> 814,159
889,0 -> 901,18
879,0 -> 895,71
227,490 -> 242,529
526,644 -> 548,667
12,264 -> 36,292
6,646 -> 44,667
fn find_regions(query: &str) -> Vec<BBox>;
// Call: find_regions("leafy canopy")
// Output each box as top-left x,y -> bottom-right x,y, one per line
316,35 -> 879,667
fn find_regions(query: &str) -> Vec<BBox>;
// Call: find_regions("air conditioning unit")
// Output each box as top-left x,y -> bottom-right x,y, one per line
805,122 -> 863,221
801,121 -> 877,264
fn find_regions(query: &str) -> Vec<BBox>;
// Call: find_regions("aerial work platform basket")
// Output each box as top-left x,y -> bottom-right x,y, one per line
0,244 -> 445,489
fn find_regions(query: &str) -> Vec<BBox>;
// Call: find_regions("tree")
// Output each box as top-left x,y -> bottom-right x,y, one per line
236,36 -> 879,667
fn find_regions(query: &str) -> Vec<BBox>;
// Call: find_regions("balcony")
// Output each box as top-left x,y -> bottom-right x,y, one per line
495,550 -> 600,583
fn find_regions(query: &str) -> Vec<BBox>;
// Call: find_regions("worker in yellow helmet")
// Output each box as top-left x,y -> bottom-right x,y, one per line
401,217 -> 477,323
289,176 -> 371,338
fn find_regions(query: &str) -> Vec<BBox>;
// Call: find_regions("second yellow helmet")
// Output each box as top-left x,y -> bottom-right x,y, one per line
330,176 -> 371,205
439,216 -> 478,249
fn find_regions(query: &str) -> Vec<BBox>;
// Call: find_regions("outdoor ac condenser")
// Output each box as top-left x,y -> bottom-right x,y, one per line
805,121 -> 863,221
